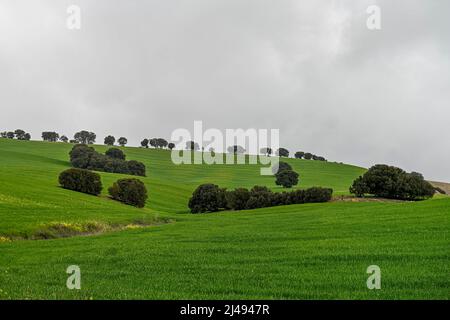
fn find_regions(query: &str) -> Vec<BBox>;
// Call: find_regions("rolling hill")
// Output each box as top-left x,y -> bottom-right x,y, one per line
0,138 -> 448,299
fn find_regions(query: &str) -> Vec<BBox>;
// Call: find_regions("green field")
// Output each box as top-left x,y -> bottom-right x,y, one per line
0,139 -> 448,299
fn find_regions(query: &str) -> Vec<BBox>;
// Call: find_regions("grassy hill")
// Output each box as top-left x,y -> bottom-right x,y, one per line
0,139 -> 448,299
0,139 -> 364,235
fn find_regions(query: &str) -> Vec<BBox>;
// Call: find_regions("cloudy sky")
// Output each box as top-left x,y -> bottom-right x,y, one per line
1,0 -> 449,181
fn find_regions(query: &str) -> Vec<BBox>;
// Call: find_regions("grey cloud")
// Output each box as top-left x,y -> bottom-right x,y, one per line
0,0 -> 449,181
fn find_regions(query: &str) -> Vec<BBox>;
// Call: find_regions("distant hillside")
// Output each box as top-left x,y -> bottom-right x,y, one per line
430,181 -> 450,194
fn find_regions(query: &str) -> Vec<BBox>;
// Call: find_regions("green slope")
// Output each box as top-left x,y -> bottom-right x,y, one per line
0,138 -> 364,234
0,139 -> 448,299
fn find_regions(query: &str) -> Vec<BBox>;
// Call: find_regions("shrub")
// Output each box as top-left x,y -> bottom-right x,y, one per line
74,130 -> 96,144
59,168 -> 102,195
86,153 -> 108,171
104,135 -> 115,146
68,145 -> 146,176
108,178 -> 148,208
272,161 -> 292,175
304,187 -> 333,203
42,131 -> 59,142
294,151 -> 305,159
397,172 -> 435,200
188,184 -> 227,213
277,148 -> 289,157
141,139 -> 149,148
127,160 -> 146,176
349,165 -> 434,200
270,191 -> 291,206
118,137 -> 128,146
304,152 -> 313,160
358,164 -> 405,199
275,170 -> 299,188
246,186 -> 272,209
349,176 -> 368,197
189,184 -> 333,213
289,189 -> 306,204
69,144 -> 96,168
104,159 -> 128,173
105,148 -> 126,160
225,188 -> 250,210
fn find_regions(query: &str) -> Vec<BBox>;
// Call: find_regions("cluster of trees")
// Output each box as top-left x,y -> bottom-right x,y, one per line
259,147 -> 326,161
59,168 -> 147,207
41,131 -> 95,144
140,138 -> 174,149
273,161 -> 299,188
41,131 -> 60,142
104,135 -> 128,146
41,132 -> 130,146
188,183 -> 333,213
350,164 -> 435,201
69,145 -> 146,176
73,131 -> 96,144
1,129 -> 31,140
294,152 -> 326,161
276,148 -> 289,157
2,129 -> 328,164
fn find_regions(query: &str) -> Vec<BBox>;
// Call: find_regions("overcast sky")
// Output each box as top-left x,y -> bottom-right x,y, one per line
1,0 -> 449,181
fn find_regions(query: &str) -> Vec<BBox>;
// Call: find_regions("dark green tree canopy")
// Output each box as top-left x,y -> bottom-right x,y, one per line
140,139 -> 149,148
277,148 -> 289,157
42,131 -> 59,142
149,138 -> 169,148
74,131 -> 96,144
108,178 -> 148,208
272,161 -> 292,175
105,148 -> 126,160
225,188 -> 250,211
59,168 -> 102,196
118,137 -> 128,146
275,170 -> 299,188
156,138 -> 168,148
69,144 -> 145,177
104,135 -> 115,146
350,164 -> 435,200
13,129 -> 31,140
294,151 -> 305,159
188,184 -> 227,213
